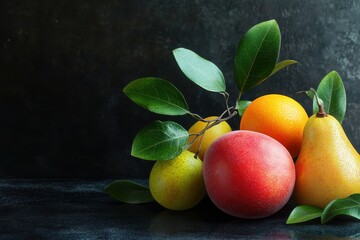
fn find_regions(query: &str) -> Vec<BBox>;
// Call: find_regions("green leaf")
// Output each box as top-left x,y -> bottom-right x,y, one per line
321,193 -> 360,224
173,48 -> 226,92
105,180 -> 154,204
123,77 -> 189,116
313,71 -> 346,123
269,60 -> 298,77
303,88 -> 315,100
237,100 -> 252,116
286,205 -> 323,224
131,121 -> 189,160
234,19 -> 280,93
301,88 -> 324,107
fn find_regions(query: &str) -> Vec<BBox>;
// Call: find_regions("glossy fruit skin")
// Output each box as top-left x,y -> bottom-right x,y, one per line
294,114 -> 360,208
203,130 -> 295,219
188,116 -> 232,160
240,94 -> 308,157
149,150 -> 206,211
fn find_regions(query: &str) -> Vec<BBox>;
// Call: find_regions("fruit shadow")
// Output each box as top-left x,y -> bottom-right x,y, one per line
148,198 -> 360,239
106,196 -> 359,239
148,197 -> 294,239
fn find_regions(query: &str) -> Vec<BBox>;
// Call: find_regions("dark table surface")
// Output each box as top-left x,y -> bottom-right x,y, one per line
1,179 -> 359,239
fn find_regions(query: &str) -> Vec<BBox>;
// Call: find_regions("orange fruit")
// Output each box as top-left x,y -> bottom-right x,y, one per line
188,116 -> 232,160
240,94 -> 308,157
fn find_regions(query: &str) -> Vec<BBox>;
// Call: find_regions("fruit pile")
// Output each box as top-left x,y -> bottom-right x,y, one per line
106,20 -> 360,224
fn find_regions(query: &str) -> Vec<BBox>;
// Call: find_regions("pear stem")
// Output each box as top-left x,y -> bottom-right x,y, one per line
316,104 -> 327,117
310,88 -> 327,118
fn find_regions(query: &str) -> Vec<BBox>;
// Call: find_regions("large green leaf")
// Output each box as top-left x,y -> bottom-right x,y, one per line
313,71 -> 346,123
321,194 -> 360,224
173,48 -> 226,92
234,19 -> 280,93
123,77 -> 189,116
105,180 -> 154,204
131,121 -> 189,160
286,205 -> 323,224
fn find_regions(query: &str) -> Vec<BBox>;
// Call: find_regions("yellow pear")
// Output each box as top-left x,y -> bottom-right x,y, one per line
294,103 -> 360,208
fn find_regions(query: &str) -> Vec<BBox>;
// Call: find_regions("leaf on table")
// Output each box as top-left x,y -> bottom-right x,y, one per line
105,180 -> 154,204
286,205 -> 323,224
313,71 -> 346,123
173,48 -> 226,93
234,19 -> 280,93
321,193 -> 360,224
123,77 -> 189,116
131,120 -> 189,161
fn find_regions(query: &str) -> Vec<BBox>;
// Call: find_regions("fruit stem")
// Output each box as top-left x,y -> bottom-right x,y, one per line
310,88 -> 328,118
298,88 -> 328,117
316,103 -> 327,118
188,109 -> 237,158
187,90 -> 238,158
221,91 -> 232,116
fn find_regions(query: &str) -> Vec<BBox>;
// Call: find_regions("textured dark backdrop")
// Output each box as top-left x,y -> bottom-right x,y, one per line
2,1 -> 360,178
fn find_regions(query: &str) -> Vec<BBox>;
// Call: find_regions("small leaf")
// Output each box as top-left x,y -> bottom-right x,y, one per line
132,121 -> 189,160
237,100 -> 252,116
313,71 -> 346,123
234,19 -> 280,93
173,48 -> 226,92
321,193 -> 360,224
301,88 -> 324,107
269,60 -> 298,77
286,205 -> 323,224
105,180 -> 154,204
303,88 -> 315,101
123,77 -> 189,116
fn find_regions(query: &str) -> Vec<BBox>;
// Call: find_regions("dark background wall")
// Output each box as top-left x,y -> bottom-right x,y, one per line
2,1 -> 360,178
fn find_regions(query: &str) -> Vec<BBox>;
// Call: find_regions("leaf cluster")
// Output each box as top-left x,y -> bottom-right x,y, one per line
302,70 -> 346,123
123,19 -> 296,161
106,19 -> 297,206
287,194 -> 360,224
